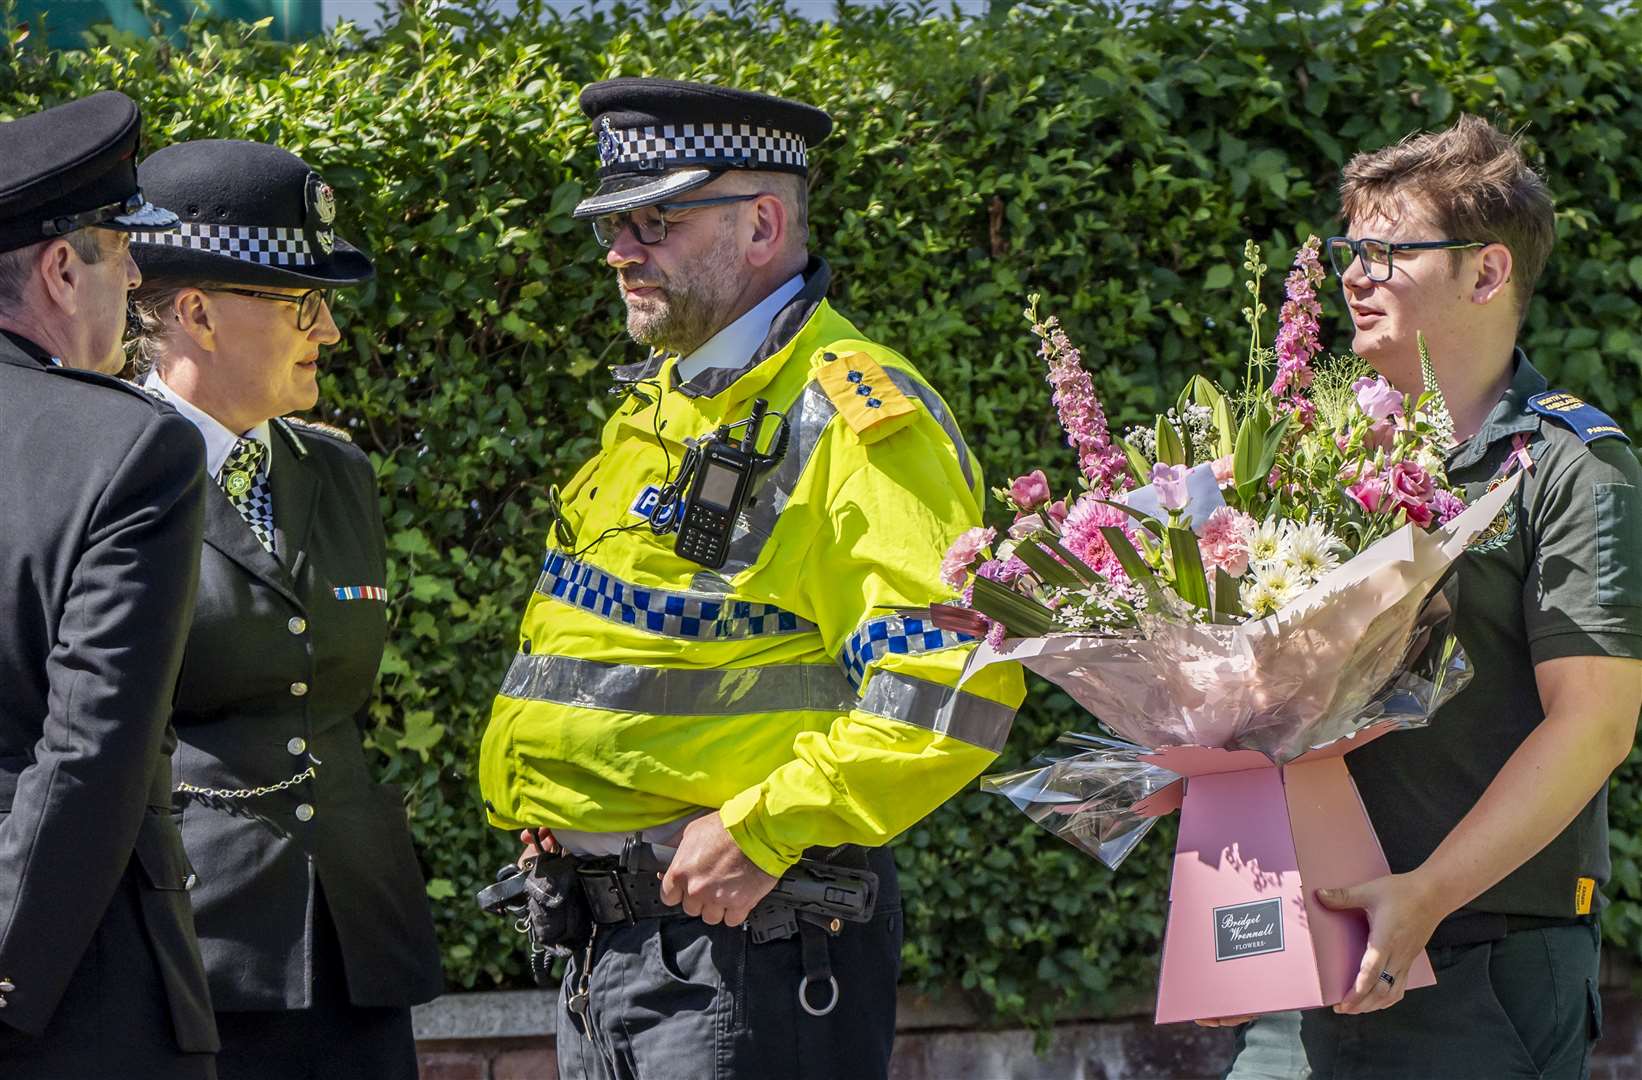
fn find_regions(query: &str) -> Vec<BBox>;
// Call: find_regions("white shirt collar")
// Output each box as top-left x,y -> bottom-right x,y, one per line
674,273 -> 805,384
142,371 -> 273,481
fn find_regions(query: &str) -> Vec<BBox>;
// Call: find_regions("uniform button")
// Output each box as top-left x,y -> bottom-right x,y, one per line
295,804 -> 315,822
290,681 -> 308,697
0,980 -> 13,992
287,737 -> 307,755
184,873 -> 198,890
287,616 -> 307,635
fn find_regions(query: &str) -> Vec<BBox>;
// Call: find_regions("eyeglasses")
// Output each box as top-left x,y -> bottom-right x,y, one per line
209,287 -> 334,331
591,194 -> 760,248
1326,236 -> 1487,283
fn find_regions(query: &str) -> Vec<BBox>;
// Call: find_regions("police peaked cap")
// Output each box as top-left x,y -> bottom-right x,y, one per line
0,90 -> 178,255
129,140 -> 374,289
572,78 -> 833,220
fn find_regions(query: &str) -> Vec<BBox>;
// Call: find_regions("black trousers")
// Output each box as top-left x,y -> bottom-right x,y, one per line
557,848 -> 902,1080
1291,922 -> 1602,1080
213,884 -> 417,1080
0,872 -> 217,1080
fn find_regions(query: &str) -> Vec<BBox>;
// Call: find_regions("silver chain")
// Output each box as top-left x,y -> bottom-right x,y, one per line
175,764 -> 317,801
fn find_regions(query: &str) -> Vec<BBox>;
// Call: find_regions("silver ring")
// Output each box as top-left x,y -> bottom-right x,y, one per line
1378,970 -> 1396,989
798,974 -> 839,1017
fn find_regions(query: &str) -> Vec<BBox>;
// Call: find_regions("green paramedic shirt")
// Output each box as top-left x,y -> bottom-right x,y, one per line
1347,354 -> 1642,919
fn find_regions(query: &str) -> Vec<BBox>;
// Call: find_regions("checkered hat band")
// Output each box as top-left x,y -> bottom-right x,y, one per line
536,550 -> 814,641
602,123 -> 807,171
129,222 -> 317,267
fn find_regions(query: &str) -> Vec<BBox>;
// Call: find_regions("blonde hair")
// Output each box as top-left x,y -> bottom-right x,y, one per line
1340,114 -> 1554,326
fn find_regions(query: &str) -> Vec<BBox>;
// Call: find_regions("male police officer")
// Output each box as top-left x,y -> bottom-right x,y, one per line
0,92 -> 219,1077
481,79 -> 1024,1079
1221,115 -> 1642,1079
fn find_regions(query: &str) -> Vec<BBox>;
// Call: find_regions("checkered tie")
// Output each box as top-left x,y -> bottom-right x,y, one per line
220,437 -> 275,554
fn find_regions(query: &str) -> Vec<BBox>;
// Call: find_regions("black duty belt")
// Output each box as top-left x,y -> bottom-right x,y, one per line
577,859 -> 679,924
1427,910 -> 1594,948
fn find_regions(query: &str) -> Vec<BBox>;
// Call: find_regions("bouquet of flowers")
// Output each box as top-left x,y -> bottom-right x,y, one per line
936,236 -> 1521,1023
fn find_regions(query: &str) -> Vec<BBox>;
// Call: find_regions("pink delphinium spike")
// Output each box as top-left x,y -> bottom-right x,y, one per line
1027,299 -> 1131,495
1270,235 -> 1325,416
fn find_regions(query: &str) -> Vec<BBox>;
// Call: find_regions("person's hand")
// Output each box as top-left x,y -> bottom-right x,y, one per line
660,812 -> 778,927
517,827 -> 559,867
1317,871 -> 1443,1014
1194,1014 -> 1257,1028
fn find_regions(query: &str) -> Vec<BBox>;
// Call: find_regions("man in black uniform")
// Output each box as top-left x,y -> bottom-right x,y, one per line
0,91 -> 219,1078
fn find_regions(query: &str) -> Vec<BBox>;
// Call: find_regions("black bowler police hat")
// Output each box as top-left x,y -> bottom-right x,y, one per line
128,140 -> 373,288
572,78 -> 833,220
0,90 -> 178,254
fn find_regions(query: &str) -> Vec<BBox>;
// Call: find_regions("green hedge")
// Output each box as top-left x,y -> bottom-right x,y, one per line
5,0 -> 1640,1028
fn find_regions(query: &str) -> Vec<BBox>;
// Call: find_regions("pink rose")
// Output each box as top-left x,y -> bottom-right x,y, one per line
1008,470 -> 1052,510
1386,460 -> 1433,506
940,526 -> 995,589
1150,463 -> 1191,513
1347,477 -> 1387,514
1352,376 -> 1405,423
1197,506 -> 1254,577
1397,500 -> 1435,529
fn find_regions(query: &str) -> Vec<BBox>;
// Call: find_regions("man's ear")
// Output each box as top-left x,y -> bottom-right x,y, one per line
743,192 -> 788,270
1471,243 -> 1514,307
34,239 -> 82,316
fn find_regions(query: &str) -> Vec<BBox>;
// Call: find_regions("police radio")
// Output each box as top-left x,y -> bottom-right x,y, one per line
656,399 -> 788,570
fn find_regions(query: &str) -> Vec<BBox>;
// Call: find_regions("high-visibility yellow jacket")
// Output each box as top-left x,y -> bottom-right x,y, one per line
480,262 -> 1024,876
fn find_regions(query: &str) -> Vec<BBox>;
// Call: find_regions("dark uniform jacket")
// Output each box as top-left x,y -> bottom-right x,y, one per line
0,334 -> 217,1054
167,414 -> 443,1011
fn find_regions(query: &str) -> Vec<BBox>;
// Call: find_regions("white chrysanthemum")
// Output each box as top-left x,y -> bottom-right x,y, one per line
1251,559 -> 1305,609
1240,577 -> 1282,617
1416,448 -> 1445,478
1247,517 -> 1286,565
1284,521 -> 1342,582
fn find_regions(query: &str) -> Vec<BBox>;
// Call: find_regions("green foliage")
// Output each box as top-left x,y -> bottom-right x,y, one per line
5,0 -> 1642,1029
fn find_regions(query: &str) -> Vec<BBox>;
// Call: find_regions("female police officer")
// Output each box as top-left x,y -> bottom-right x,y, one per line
125,140 -> 443,1080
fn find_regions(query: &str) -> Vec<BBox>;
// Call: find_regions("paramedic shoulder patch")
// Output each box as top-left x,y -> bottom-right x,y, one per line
1526,391 -> 1630,447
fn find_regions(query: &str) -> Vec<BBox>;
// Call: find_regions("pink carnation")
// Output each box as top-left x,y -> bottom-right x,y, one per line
941,526 -> 995,589
1198,506 -> 1254,577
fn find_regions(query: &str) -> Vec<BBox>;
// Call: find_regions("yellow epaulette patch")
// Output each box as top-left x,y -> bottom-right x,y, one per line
816,352 -> 918,443
281,415 -> 354,443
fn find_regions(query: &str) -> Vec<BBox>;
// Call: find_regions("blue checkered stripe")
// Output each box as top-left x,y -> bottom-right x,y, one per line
537,551 -> 813,640
840,615 -> 974,689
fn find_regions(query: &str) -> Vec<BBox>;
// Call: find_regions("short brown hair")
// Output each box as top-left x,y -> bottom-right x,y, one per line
0,229 -> 106,311
1339,114 -> 1554,326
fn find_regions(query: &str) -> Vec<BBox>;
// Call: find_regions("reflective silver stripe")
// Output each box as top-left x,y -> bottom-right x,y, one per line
721,381 -> 838,575
857,671 -> 1015,753
498,652 -> 856,717
880,368 -> 976,491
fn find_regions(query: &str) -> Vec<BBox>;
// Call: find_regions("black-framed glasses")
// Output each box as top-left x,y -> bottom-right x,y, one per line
1326,236 -> 1487,282
209,287 -> 334,331
591,194 -> 760,248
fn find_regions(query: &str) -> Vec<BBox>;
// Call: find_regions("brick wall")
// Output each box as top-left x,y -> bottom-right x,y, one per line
414,959 -> 1642,1080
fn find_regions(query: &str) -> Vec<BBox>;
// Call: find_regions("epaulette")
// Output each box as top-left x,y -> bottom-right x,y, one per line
815,350 -> 918,444
46,365 -> 168,407
1526,391 -> 1631,447
279,415 -> 354,444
